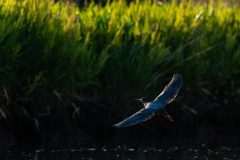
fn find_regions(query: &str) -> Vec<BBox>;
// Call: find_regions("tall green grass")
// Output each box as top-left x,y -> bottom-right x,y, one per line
0,0 -> 240,118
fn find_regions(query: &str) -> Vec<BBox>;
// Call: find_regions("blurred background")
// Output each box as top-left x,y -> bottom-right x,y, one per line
0,0 -> 240,154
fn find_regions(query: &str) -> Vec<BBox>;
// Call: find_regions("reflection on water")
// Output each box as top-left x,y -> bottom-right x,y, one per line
3,145 -> 240,160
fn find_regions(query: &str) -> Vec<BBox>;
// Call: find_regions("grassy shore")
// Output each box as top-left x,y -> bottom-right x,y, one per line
0,0 -> 240,144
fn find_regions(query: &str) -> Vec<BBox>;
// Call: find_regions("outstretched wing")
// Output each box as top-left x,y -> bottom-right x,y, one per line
113,108 -> 156,128
153,74 -> 183,105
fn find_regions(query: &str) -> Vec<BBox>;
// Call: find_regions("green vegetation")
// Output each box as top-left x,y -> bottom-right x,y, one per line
0,0 -> 240,120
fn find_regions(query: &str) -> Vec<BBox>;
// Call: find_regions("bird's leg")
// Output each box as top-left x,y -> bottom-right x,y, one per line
163,112 -> 174,122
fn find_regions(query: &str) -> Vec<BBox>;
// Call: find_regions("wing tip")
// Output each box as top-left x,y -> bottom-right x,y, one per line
112,124 -> 120,128
173,73 -> 183,80
112,123 -> 127,128
173,73 -> 183,86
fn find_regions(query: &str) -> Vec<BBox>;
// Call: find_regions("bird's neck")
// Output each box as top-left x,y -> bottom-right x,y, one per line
143,103 -> 148,108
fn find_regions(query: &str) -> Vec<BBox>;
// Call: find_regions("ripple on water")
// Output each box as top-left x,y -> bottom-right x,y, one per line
3,145 -> 240,160
127,148 -> 135,152
87,148 -> 96,151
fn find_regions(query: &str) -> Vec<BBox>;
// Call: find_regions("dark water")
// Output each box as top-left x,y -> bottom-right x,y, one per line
2,144 -> 240,160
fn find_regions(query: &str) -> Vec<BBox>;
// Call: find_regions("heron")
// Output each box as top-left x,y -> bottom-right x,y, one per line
113,74 -> 183,128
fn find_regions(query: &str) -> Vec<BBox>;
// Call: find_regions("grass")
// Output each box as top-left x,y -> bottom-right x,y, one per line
0,0 -> 240,120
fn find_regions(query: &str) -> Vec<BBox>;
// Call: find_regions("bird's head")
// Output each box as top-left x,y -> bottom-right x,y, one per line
135,97 -> 150,104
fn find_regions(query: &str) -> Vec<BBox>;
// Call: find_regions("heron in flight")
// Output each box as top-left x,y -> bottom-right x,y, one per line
113,74 -> 183,128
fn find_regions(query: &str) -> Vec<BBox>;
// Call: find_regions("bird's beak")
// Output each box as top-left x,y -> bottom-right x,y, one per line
135,98 -> 141,102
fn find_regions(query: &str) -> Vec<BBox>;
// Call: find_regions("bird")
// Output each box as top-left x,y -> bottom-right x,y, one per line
113,74 -> 183,128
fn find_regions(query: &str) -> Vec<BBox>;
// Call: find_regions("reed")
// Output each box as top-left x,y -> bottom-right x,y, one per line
0,0 -> 240,118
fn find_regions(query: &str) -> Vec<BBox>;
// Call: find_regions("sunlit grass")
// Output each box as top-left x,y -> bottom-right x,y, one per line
0,0 -> 240,117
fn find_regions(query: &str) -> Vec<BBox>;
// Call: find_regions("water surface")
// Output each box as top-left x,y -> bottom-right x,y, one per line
3,144 -> 240,160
